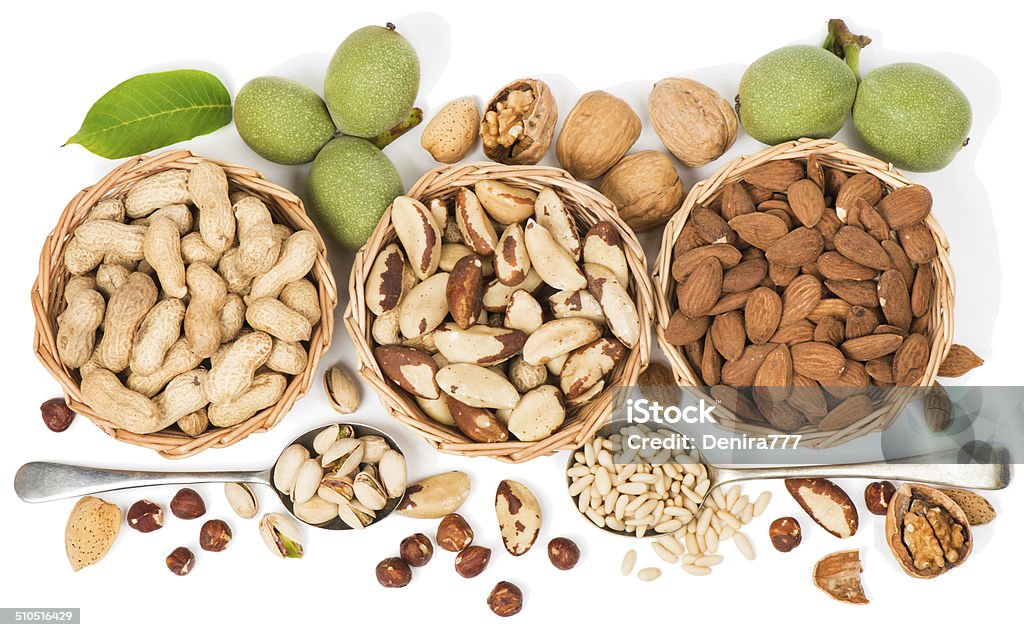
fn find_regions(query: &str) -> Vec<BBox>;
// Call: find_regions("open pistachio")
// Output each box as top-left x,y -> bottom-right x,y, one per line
312,424 -> 355,455
324,367 -> 360,415
293,495 -> 338,525
318,471 -> 355,504
338,498 -> 375,529
259,513 -> 304,559
273,444 -> 310,496
379,449 -> 408,499
224,482 -> 259,519
321,438 -> 363,475
354,466 -> 388,511
359,435 -> 389,464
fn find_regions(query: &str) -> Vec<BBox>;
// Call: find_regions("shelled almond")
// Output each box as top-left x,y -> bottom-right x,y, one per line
367,184 -> 640,443
665,157 -> 981,433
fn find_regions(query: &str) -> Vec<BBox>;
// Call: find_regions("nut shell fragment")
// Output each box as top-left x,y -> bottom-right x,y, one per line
813,550 -> 869,605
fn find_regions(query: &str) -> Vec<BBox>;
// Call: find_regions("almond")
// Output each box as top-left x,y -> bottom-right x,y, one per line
722,258 -> 768,293
672,244 -> 742,282
816,251 -> 877,281
787,373 -> 828,420
673,223 -> 706,256
786,179 -> 825,227
815,208 -> 842,250
744,287 -> 782,345
833,226 -> 890,270
824,279 -> 879,308
881,240 -> 916,288
727,212 -> 789,249
754,344 -> 792,401
892,333 -> 930,386
701,330 -> 723,385
720,181 -> 755,218
877,184 -> 932,229
791,342 -> 845,382
938,488 -> 996,526
691,207 -> 735,245
818,395 -> 874,432
742,160 -> 805,192
446,255 -> 484,329
896,222 -> 937,264
865,356 -> 895,384
770,319 -> 815,346
835,173 -> 883,221
806,154 -> 824,187
845,306 -> 879,339
65,496 -> 121,571
764,228 -> 824,267
665,311 -> 710,346
721,343 -> 775,387
678,257 -> 723,318
374,345 -> 440,399
910,266 -> 934,318
937,344 -> 984,378
744,182 -> 775,205
807,298 -> 852,323
823,168 -> 848,199
823,360 -> 870,399
813,316 -> 845,346
494,224 -> 530,286
711,311 -> 746,361
710,384 -> 764,421
753,390 -> 804,431
780,274 -> 822,326
877,270 -> 912,332
840,334 -> 904,361
847,198 -> 890,242
768,262 -> 800,286
706,290 -> 753,315
785,478 -> 859,538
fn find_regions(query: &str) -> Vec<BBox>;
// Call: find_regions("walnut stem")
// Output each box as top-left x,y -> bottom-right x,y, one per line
823,19 -> 872,81
371,107 -> 423,149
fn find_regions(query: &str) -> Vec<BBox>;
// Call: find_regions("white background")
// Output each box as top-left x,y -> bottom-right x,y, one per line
1,0 -> 1020,634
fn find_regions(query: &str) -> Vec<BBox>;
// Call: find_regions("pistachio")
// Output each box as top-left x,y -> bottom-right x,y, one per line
494,223 -> 531,285
398,273 -> 450,339
379,449 -> 408,499
224,482 -> 259,519
433,323 -> 527,365
312,423 -> 355,455
272,444 -> 310,496
324,366 -> 360,415
291,458 -> 324,504
495,479 -> 542,556
524,219 -> 587,291
585,263 -> 641,348
259,513 -> 304,559
391,196 -> 441,280
293,495 -> 338,525
534,187 -> 582,259
396,471 -> 472,519
548,289 -> 605,324
338,498 -> 375,529
455,187 -> 498,255
522,318 -> 602,366
359,435 -> 390,464
318,471 -> 355,503
475,179 -> 537,224
354,466 -> 388,511
436,363 -> 520,409
321,437 -> 364,475
507,385 -> 565,441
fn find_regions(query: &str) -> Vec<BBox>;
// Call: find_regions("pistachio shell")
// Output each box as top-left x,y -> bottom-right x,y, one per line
379,449 -> 408,499
273,444 -> 310,495
293,495 -> 338,525
354,467 -> 388,511
321,438 -> 364,475
224,482 -> 259,519
291,458 -> 323,504
259,513 -> 304,558
359,435 -> 389,464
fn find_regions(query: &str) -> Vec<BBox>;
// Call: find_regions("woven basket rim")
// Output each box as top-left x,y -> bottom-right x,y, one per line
32,150 -> 338,459
344,161 -> 654,463
650,138 -> 955,448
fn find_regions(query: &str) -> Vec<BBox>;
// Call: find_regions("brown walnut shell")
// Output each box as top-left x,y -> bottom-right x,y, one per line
885,482 -> 972,579
480,78 -> 557,165
648,78 -> 737,168
598,151 -> 686,232
556,91 -> 641,180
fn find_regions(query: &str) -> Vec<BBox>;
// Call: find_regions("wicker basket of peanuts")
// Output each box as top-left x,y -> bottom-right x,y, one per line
345,162 -> 654,463
32,150 -> 337,458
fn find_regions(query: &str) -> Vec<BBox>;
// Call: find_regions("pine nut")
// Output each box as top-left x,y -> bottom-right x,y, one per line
729,495 -> 749,516
726,485 -> 741,510
635,525 -> 648,538
618,482 -> 648,496
710,488 -> 726,509
584,441 -> 596,466
585,509 -> 605,527
660,535 -> 685,556
681,553 -> 698,565
567,465 -> 591,478
734,531 -> 755,560
595,467 -> 612,496
740,503 -> 754,525
753,491 -> 771,516
637,567 -> 661,582
621,549 -> 637,575
618,464 -> 637,481
696,508 -> 713,535
606,516 -> 626,532
684,533 -> 699,555
629,473 -> 658,484
682,564 -> 712,576
720,526 -> 736,541
568,474 -> 593,496
695,478 -> 710,497
705,528 -> 719,553
717,510 -> 742,530
652,542 -> 678,564
655,519 -> 683,534
695,554 -> 724,567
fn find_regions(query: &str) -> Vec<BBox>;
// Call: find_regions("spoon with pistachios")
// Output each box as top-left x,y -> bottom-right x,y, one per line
14,423 -> 407,530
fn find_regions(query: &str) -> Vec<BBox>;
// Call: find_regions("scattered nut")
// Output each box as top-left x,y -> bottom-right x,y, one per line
864,481 -> 897,516
768,517 -> 802,552
813,550 -> 868,604
547,537 -> 580,570
436,513 -> 473,552
126,499 -> 164,533
487,581 -> 524,617
399,533 -> 434,567
376,557 -> 412,588
648,77 -> 737,167
41,397 -> 75,432
166,546 -> 195,576
169,488 -> 206,520
324,365 -> 360,414
421,97 -> 480,163
224,482 -> 259,519
455,545 -> 492,578
199,519 -> 232,552
885,482 -> 972,578
939,488 -> 996,526
65,496 -> 120,572
785,478 -> 858,538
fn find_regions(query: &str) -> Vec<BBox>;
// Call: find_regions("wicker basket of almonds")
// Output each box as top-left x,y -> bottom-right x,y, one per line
652,138 -> 966,448
345,162 -> 654,463
32,150 -> 337,458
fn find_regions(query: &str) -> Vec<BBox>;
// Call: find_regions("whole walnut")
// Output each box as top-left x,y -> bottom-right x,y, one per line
649,78 -> 737,168
598,151 -> 686,232
556,91 -> 641,180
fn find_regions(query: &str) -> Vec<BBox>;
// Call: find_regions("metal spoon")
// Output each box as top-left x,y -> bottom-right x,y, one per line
567,435 -> 1012,538
13,423 -> 405,530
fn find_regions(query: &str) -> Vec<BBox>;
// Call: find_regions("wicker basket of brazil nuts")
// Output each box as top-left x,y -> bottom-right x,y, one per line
32,150 -> 337,458
345,162 -> 654,463
652,138 -> 955,448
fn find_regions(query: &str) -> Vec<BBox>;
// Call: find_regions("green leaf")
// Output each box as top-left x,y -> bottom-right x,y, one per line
66,69 -> 232,159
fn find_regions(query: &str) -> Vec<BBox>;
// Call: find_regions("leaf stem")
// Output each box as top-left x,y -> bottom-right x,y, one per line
371,107 -> 423,149
823,19 -> 872,81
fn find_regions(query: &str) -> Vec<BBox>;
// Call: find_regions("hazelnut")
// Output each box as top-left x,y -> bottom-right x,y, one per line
436,513 -> 473,552
768,517 -> 802,552
40,397 -> 74,432
169,488 -> 206,520
865,481 -> 897,515
126,499 -> 164,533
375,557 -> 412,588
487,581 -> 523,617
166,547 -> 195,576
547,537 -> 580,570
199,519 -> 232,552
455,545 -> 491,578
399,533 -> 433,567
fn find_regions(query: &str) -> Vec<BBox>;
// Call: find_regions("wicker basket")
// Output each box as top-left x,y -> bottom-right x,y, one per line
345,162 -> 653,463
32,150 -> 337,458
651,139 -> 954,448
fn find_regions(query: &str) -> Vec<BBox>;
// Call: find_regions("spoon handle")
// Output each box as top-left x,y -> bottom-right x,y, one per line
13,462 -> 271,503
714,449 -> 1012,491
